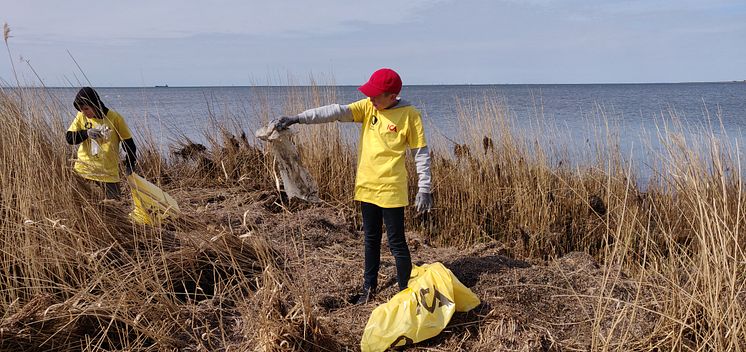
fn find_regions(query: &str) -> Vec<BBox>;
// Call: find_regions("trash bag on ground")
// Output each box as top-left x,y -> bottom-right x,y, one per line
127,173 -> 181,225
255,122 -> 320,202
360,262 -> 480,352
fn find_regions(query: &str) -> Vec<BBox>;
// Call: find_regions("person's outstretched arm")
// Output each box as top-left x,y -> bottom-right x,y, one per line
296,104 -> 354,124
274,104 -> 354,129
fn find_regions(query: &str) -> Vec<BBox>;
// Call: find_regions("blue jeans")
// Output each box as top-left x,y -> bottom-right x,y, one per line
361,202 -> 411,291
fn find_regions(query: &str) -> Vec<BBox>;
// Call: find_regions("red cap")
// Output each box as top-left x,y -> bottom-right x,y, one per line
358,68 -> 402,97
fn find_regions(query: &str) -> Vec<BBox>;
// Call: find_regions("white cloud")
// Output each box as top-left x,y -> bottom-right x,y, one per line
1,0 -> 743,85
494,0 -> 745,18
5,0 -> 449,43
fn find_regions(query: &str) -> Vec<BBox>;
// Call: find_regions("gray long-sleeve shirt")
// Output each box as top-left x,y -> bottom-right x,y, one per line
295,101 -> 432,193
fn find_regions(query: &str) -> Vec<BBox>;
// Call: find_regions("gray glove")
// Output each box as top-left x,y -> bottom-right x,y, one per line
415,192 -> 433,213
87,126 -> 105,140
272,115 -> 300,131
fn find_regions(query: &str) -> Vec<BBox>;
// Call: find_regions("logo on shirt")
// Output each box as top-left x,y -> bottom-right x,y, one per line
387,124 -> 397,133
371,115 -> 378,126
85,121 -> 93,129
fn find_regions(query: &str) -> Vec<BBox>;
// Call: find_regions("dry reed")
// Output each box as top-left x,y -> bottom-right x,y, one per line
0,77 -> 743,351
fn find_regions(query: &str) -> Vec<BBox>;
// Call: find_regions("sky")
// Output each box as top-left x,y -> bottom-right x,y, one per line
2,0 -> 745,86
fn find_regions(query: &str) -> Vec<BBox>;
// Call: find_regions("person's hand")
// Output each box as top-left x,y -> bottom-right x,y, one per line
124,159 -> 137,176
87,126 -> 105,140
415,192 -> 433,213
125,163 -> 134,176
271,116 -> 300,131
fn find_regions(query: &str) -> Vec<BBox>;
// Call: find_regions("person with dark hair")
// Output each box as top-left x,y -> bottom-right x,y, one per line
272,68 -> 433,304
66,87 -> 137,199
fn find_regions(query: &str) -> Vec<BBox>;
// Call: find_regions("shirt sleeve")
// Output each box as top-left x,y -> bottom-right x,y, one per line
413,146 -> 432,193
111,112 -> 133,140
347,98 -> 369,123
67,112 -> 86,132
296,104 -> 353,124
407,111 -> 427,149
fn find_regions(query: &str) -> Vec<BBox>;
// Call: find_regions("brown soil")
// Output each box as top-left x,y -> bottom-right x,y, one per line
0,184 -> 662,351
172,185 -> 661,351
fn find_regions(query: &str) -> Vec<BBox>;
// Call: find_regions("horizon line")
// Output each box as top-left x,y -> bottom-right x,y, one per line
17,80 -> 746,89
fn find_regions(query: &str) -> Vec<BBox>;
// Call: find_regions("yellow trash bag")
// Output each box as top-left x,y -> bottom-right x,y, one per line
360,262 -> 480,352
127,173 -> 180,225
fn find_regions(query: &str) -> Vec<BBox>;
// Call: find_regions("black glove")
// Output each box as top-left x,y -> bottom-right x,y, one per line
272,115 -> 300,131
124,158 -> 137,176
415,192 -> 433,213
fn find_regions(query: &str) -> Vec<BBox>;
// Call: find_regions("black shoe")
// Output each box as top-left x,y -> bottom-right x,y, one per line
355,286 -> 375,305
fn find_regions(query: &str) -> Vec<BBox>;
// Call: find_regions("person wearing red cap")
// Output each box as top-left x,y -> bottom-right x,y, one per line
273,68 -> 432,304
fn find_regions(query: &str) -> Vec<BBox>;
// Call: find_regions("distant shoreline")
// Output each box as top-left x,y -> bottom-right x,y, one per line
20,81 -> 746,89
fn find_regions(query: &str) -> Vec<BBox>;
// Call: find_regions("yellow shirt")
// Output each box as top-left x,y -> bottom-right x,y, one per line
67,110 -> 132,183
348,98 -> 427,208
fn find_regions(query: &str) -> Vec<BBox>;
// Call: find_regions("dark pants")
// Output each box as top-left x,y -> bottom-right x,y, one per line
361,202 -> 411,291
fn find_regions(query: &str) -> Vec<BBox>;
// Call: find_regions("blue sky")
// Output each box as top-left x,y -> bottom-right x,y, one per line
2,0 -> 745,86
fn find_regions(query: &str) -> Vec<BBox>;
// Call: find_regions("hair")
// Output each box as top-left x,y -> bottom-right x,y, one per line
73,87 -> 109,118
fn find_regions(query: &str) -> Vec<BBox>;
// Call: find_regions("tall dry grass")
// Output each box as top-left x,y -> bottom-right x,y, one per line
0,75 -> 743,350
284,86 -> 744,349
0,84 -> 309,350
